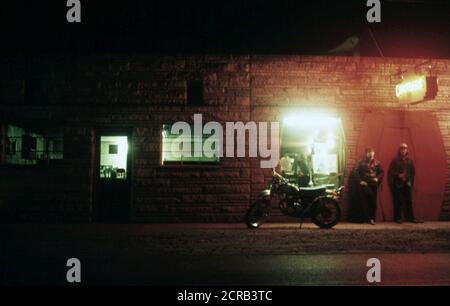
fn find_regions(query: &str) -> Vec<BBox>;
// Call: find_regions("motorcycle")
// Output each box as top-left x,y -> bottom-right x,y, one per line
245,169 -> 343,229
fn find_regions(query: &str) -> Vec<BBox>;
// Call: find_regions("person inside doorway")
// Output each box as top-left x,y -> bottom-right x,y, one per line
354,147 -> 384,225
280,153 -> 292,175
388,143 -> 423,224
293,151 -> 312,187
280,153 -> 293,176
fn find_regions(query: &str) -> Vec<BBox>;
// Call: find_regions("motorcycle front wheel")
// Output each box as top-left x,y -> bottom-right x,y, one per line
245,200 -> 270,229
311,197 -> 341,229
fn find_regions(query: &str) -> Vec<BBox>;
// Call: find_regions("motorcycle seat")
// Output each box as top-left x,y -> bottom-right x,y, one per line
299,186 -> 326,191
299,186 -> 326,196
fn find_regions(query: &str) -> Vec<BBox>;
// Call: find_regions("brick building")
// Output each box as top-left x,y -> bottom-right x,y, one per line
1,54 -> 449,222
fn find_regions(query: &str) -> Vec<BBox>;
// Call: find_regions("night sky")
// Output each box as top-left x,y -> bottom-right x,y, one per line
1,0 -> 449,58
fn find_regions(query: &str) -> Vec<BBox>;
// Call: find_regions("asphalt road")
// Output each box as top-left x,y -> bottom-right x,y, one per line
3,253 -> 450,286
1,223 -> 450,285
117,253 -> 450,285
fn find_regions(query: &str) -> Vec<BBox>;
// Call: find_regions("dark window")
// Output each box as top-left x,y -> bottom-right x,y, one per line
109,144 -> 118,154
7,140 -> 17,155
21,134 -> 37,160
187,80 -> 204,106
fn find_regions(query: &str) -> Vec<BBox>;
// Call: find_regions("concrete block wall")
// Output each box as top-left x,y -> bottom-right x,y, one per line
0,54 -> 449,221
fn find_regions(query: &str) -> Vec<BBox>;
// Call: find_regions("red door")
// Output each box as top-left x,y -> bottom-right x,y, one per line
355,110 -> 446,221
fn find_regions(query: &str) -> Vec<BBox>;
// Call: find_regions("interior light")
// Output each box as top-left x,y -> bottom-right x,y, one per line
283,114 -> 339,127
100,136 -> 128,172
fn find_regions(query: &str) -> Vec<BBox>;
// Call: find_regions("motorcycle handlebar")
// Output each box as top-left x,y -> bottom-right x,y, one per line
272,168 -> 288,183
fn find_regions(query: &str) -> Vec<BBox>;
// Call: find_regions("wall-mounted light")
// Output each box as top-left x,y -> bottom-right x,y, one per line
395,75 -> 438,104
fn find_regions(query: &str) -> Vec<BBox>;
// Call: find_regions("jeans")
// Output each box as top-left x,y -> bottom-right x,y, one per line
360,183 -> 378,221
392,185 -> 415,221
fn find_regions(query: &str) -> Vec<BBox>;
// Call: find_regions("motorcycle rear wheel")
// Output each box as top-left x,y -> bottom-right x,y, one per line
245,200 -> 270,229
311,197 -> 341,229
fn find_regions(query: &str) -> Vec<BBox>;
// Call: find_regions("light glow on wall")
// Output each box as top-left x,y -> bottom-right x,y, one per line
283,114 -> 340,127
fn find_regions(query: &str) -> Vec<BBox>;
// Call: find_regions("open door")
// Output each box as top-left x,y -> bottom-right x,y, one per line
94,130 -> 132,222
356,110 -> 446,221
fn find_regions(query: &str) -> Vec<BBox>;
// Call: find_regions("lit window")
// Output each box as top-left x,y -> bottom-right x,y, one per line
161,124 -> 220,164
281,114 -> 346,188
99,136 -> 128,179
5,124 -> 64,165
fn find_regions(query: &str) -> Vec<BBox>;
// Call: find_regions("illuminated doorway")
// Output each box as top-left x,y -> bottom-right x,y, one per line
281,114 -> 346,188
99,136 -> 129,180
95,131 -> 132,222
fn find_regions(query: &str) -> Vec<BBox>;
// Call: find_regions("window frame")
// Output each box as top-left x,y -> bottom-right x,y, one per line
280,117 -> 346,188
160,124 -> 221,166
3,123 -> 64,166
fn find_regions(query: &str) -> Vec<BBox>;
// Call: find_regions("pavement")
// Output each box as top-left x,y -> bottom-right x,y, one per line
1,222 -> 450,285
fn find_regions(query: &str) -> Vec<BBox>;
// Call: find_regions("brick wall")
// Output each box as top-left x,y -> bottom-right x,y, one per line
0,54 -> 449,222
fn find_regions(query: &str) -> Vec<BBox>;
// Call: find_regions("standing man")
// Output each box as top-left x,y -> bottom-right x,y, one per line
354,148 -> 384,225
294,152 -> 312,187
388,143 -> 423,224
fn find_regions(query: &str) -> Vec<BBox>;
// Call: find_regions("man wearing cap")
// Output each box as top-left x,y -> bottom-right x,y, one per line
388,143 -> 423,224
354,148 -> 384,225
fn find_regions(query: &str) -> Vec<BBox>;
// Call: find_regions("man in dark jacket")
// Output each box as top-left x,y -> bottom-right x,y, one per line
388,143 -> 423,224
354,148 -> 384,225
